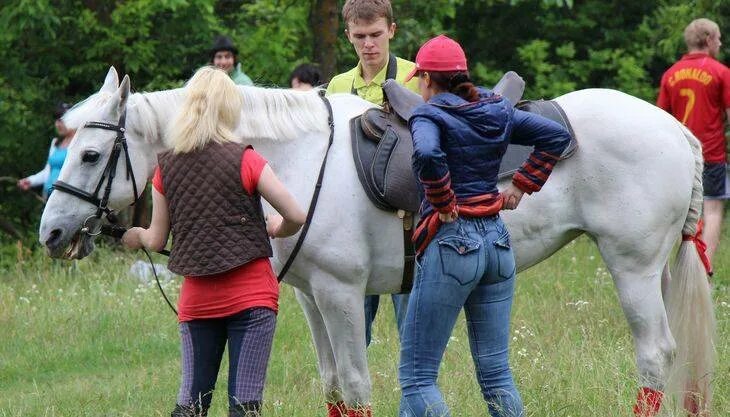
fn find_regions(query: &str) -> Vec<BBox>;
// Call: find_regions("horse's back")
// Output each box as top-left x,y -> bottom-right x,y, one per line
553,88 -> 696,232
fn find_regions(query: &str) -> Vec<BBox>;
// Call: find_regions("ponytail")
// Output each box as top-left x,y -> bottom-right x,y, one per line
429,71 -> 481,102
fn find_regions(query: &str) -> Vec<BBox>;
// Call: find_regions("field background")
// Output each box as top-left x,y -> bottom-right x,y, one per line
0,231 -> 728,417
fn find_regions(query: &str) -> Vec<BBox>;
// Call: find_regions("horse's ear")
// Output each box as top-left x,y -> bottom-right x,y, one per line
118,75 -> 130,109
100,67 -> 119,94
102,75 -> 131,121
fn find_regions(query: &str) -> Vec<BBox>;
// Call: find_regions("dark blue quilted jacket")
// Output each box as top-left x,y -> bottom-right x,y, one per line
409,87 -> 570,219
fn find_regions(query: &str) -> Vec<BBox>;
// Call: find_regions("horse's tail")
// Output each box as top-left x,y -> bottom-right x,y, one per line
665,122 -> 716,413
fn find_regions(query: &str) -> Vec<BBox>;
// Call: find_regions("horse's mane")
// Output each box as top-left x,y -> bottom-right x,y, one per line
61,91 -> 114,131
236,86 -> 330,141
137,85 -> 330,144
61,89 -> 182,145
64,84 -> 330,144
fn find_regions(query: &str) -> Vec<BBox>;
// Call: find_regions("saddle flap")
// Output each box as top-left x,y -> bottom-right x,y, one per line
360,108 -> 388,142
351,112 -> 421,213
492,71 -> 525,105
383,80 -> 424,121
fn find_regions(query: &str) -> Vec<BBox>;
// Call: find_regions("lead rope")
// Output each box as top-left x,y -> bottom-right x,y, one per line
101,224 -> 177,316
142,247 -> 178,315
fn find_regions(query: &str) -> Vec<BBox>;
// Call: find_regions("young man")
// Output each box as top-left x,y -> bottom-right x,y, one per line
326,0 -> 418,351
658,18 -> 730,272
209,35 -> 254,86
326,0 -> 419,102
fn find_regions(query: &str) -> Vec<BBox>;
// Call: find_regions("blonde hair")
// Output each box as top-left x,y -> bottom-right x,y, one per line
684,18 -> 720,50
167,66 -> 242,153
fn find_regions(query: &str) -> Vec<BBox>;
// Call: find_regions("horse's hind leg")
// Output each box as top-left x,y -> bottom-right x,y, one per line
295,288 -> 347,417
594,234 -> 676,416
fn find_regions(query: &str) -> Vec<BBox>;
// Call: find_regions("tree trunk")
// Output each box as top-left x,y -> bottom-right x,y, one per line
310,0 -> 340,81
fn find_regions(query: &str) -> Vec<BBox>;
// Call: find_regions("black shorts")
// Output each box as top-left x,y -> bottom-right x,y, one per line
703,162 -> 728,199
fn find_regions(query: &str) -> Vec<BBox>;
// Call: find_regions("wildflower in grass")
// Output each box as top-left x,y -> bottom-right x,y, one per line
566,300 -> 590,310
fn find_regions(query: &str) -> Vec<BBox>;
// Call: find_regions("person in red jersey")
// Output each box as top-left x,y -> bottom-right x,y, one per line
122,66 -> 305,417
658,17 -> 730,271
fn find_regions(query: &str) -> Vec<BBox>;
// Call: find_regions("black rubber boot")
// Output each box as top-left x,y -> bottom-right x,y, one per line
171,404 -> 208,417
229,401 -> 262,417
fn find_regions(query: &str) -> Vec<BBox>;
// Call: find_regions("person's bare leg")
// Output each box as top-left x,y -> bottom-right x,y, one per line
702,199 -> 724,264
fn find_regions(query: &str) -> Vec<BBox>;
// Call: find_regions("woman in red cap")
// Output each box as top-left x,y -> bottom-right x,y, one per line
398,35 -> 570,417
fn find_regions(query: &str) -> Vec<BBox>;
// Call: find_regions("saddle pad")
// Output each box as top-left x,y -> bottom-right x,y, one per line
350,115 -> 421,212
497,100 -> 578,180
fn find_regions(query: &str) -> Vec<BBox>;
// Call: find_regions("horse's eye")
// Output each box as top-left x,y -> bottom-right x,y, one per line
82,151 -> 100,163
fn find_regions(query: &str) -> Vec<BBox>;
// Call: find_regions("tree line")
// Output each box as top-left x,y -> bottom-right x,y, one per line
1,0 -> 728,240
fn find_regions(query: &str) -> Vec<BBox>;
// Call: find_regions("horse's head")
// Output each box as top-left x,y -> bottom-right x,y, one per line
40,68 -> 152,259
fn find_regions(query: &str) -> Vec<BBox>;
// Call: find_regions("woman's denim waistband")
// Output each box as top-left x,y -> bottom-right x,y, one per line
449,214 -> 502,233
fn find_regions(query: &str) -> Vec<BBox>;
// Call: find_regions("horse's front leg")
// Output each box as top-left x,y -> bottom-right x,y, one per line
295,287 -> 347,417
310,274 -> 372,417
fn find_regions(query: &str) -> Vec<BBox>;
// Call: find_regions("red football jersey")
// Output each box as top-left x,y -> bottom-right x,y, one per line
657,53 -> 730,163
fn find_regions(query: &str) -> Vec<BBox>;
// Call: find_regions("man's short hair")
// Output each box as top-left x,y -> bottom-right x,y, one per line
342,0 -> 393,28
684,18 -> 720,50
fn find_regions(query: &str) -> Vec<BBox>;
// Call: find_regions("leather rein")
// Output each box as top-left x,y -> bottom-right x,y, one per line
51,91 -> 336,314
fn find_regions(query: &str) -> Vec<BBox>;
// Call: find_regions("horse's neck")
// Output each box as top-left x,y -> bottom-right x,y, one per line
129,89 -> 185,150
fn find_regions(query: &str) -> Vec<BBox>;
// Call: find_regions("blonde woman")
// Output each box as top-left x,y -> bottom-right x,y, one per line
122,67 -> 305,417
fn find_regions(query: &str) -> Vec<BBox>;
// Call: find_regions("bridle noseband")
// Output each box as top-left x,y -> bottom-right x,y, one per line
53,108 -> 140,235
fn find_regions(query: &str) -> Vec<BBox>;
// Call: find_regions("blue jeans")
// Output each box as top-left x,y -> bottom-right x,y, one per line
364,293 -> 409,346
399,216 -> 523,417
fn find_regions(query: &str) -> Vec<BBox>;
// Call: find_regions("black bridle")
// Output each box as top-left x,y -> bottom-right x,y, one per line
50,91 -> 335,316
50,108 -> 179,313
53,109 -> 140,235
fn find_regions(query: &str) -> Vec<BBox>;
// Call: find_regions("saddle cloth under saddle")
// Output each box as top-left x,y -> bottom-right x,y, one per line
350,76 -> 578,214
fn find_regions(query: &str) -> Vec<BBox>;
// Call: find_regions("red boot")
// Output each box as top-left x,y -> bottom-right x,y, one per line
633,387 -> 663,417
326,402 -> 347,417
346,405 -> 372,417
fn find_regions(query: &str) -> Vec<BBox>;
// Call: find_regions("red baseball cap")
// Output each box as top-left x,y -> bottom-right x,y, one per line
405,34 -> 468,82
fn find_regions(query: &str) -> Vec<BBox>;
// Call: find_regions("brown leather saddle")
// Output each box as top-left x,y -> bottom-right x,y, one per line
350,72 -> 578,214
350,95 -> 422,212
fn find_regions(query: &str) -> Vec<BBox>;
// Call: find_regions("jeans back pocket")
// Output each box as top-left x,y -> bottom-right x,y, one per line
493,230 -> 516,280
437,235 -> 482,285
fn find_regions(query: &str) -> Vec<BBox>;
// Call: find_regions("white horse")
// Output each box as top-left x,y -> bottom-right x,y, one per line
40,68 -> 715,415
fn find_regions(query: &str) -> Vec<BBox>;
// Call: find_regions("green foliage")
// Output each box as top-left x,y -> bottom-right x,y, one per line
454,0 -> 728,100
1,0 -> 728,240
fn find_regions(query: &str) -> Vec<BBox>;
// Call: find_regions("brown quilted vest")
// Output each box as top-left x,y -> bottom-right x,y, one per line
158,142 -> 272,277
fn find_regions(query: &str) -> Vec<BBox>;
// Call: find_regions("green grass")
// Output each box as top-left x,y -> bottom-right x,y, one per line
0,233 -> 728,417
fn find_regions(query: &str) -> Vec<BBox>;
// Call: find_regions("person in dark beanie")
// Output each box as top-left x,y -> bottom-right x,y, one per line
210,35 -> 254,86
289,63 -> 323,90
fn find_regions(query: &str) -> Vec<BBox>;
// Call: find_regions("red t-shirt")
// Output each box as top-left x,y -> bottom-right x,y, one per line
152,148 -> 278,322
657,53 -> 730,163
